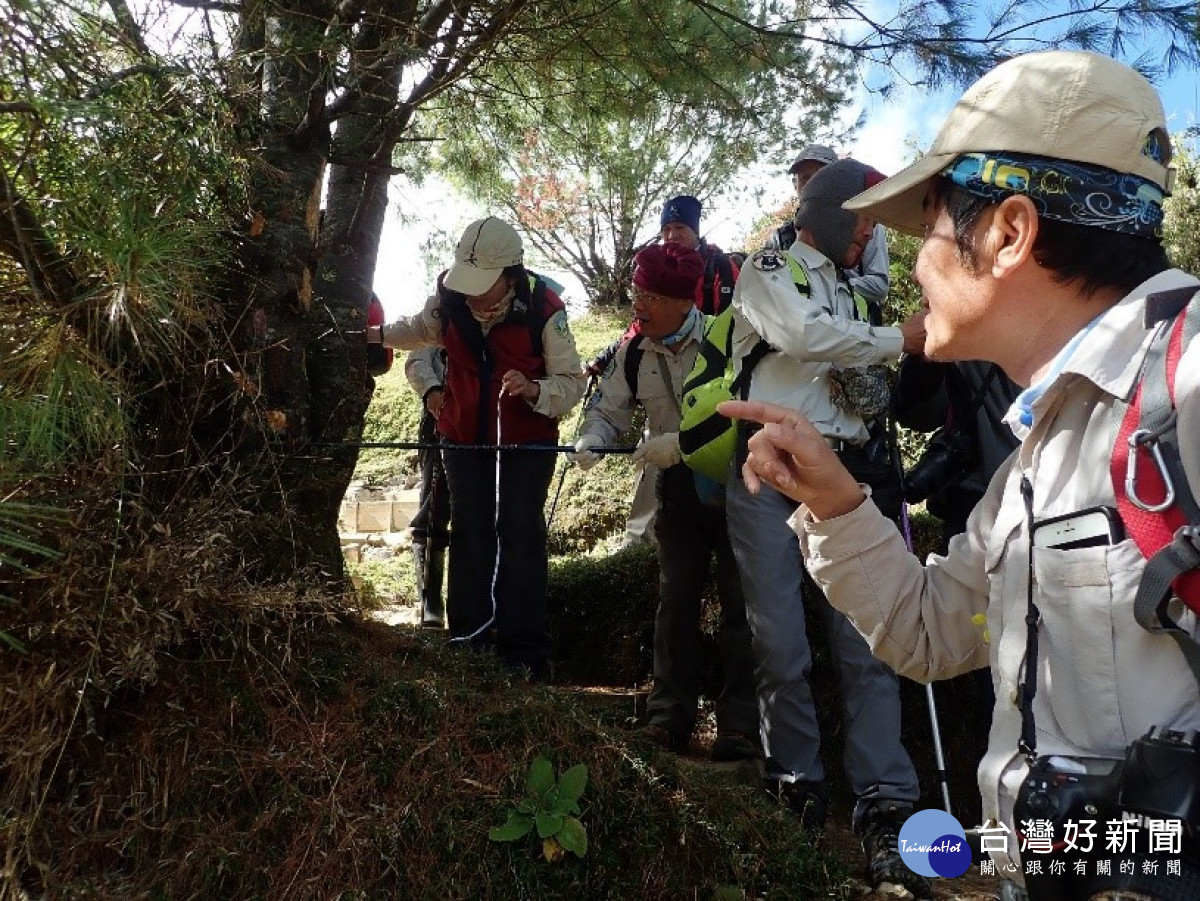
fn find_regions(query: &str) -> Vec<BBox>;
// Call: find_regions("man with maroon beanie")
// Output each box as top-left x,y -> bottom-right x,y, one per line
596,195 -> 742,550
571,244 -> 759,761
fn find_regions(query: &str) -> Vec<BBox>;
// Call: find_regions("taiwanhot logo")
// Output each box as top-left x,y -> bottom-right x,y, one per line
897,809 -> 973,878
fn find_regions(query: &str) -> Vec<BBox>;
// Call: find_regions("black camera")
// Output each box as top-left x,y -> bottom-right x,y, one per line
903,427 -> 978,504
1012,728 -> 1200,901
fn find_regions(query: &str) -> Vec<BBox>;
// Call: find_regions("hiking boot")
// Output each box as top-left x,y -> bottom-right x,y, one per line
767,778 -> 829,836
710,731 -> 762,763
414,545 -> 444,628
630,722 -> 688,754
859,800 -> 932,899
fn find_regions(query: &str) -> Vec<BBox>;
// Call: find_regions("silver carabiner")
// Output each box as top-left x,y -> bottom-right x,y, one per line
1125,428 -> 1177,513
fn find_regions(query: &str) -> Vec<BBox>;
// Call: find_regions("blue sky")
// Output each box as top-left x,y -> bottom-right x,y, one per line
375,27 -> 1200,318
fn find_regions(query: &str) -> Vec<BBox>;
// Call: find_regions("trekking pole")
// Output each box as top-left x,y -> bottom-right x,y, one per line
546,374 -> 598,532
905,501 -> 954,814
889,416 -> 953,814
418,433 -> 446,628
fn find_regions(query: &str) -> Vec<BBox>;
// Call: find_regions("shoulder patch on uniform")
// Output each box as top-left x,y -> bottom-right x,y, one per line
552,309 -> 569,336
751,250 -> 784,271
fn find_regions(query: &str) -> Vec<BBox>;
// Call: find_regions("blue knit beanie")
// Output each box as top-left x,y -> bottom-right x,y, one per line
660,195 -> 702,235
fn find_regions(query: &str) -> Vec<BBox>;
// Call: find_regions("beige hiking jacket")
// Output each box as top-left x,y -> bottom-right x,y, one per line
790,269 -> 1200,880
580,315 -> 705,444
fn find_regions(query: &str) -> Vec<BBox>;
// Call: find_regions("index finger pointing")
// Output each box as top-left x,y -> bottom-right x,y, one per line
718,399 -> 800,428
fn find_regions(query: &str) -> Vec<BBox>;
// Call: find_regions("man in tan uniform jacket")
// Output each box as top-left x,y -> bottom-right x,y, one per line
722,50 -> 1200,900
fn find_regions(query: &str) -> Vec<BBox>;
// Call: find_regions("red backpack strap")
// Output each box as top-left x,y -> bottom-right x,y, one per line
1113,306 -> 1190,557
1112,288 -> 1200,676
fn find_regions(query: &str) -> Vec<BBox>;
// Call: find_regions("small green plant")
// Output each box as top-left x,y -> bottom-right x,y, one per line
488,755 -> 588,862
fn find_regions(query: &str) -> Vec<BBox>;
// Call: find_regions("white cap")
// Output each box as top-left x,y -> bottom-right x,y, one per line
443,217 -> 524,295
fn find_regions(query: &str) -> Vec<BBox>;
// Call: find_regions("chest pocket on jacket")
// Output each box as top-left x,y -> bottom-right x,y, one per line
636,362 -> 673,406
1031,538 -> 1198,756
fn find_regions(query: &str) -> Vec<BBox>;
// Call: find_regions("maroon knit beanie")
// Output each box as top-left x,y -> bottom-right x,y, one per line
632,243 -> 704,300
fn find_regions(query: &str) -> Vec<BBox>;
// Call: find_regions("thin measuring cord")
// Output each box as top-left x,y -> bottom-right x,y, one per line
309,440 -> 633,453
449,391 -> 504,644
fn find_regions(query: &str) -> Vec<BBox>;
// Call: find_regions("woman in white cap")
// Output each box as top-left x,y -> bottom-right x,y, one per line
368,217 -> 585,680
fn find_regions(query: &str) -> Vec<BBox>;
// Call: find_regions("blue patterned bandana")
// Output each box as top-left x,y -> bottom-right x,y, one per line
941,151 -> 1165,239
660,305 -> 702,348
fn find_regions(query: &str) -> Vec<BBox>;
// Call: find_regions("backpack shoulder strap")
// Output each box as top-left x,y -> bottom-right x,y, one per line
682,309 -> 731,395
700,252 -> 717,316
623,334 -> 646,400
701,250 -> 735,316
786,256 -> 813,297
730,338 -> 773,400
1112,286 -> 1200,675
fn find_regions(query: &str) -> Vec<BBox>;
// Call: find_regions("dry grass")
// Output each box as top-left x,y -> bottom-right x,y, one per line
3,613 -> 854,899
0,437 -> 976,900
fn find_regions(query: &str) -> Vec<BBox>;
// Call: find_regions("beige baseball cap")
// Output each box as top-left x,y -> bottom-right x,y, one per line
443,217 -> 524,295
845,51 -> 1172,235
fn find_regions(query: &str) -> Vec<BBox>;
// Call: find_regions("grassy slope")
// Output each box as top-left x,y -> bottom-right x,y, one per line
5,307 -> 989,900
24,619 -> 852,899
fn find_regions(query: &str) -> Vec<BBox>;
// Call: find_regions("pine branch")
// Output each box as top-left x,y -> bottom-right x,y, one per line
0,169 -> 85,309
105,0 -> 151,56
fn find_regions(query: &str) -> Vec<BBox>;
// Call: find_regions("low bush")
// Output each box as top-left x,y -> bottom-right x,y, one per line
548,543 -> 659,686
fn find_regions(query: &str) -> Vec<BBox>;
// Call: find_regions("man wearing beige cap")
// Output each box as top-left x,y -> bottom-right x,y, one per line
773,143 -> 891,310
722,50 -> 1200,899
368,216 -> 585,680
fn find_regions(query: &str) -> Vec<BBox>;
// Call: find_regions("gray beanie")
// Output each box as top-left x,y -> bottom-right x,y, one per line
794,159 -> 886,263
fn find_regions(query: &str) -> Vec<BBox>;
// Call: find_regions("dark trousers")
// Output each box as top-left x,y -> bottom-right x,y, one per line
441,445 -> 555,675
410,412 -> 451,547
647,464 -> 758,738
411,413 -> 451,619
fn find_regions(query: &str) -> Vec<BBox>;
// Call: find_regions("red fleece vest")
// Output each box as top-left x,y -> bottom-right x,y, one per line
438,283 -> 564,445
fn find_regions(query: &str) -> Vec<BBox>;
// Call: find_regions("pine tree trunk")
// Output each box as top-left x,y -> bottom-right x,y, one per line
226,2 -> 346,583
222,11 -> 408,585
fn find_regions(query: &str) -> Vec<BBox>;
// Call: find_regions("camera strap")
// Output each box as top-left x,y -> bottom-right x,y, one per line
1019,475 -> 1041,762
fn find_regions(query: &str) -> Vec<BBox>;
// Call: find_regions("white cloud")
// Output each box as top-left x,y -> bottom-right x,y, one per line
845,87 -> 953,175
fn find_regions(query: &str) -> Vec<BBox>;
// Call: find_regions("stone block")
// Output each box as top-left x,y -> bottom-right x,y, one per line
357,501 -> 393,533
338,502 -> 358,535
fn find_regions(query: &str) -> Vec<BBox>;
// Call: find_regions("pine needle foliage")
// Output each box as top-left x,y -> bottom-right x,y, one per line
1164,130 -> 1200,275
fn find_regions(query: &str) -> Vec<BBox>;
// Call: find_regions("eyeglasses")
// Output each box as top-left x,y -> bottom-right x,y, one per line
631,285 -> 679,306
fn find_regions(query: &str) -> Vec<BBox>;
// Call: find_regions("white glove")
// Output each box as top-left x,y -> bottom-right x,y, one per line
570,434 -> 603,471
631,432 -> 682,469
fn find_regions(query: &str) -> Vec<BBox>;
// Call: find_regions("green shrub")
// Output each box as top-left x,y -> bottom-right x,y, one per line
549,543 -> 659,686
